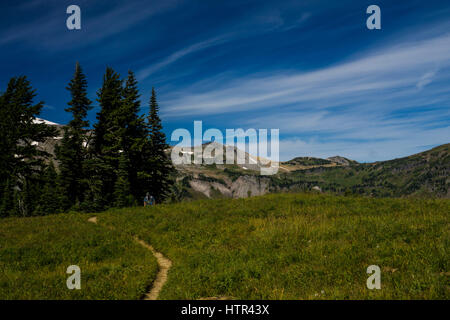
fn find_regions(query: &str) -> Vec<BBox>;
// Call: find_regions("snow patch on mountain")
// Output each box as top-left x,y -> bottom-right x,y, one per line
33,118 -> 60,126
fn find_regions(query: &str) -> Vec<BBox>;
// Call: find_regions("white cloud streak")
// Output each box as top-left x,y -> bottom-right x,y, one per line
163,33 -> 450,116
136,35 -> 232,80
161,30 -> 450,161
135,8 -> 312,80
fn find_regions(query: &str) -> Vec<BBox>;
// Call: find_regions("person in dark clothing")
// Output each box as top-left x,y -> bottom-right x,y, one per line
144,193 -> 155,207
149,195 -> 155,205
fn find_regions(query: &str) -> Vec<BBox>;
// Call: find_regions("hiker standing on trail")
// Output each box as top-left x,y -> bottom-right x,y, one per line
144,193 -> 150,207
144,193 -> 156,207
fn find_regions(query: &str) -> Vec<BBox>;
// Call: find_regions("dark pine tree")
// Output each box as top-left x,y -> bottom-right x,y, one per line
93,67 -> 123,155
0,76 -> 57,216
56,62 -> 92,210
91,67 -> 124,207
121,71 -> 146,202
142,87 -> 174,203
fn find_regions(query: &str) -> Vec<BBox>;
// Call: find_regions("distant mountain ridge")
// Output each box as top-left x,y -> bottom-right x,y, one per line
326,156 -> 358,166
36,118 -> 449,199
170,140 -> 449,199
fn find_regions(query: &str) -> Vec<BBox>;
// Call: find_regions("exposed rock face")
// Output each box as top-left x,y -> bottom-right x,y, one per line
189,180 -> 213,197
189,180 -> 233,198
230,176 -> 269,198
212,182 -> 233,198
188,175 -> 270,199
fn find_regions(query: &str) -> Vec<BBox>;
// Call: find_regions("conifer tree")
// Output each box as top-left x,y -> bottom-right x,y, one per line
93,67 -> 123,155
92,67 -> 124,207
143,88 -> 174,202
0,77 -> 57,181
56,62 -> 92,210
122,71 -> 146,200
0,76 -> 57,216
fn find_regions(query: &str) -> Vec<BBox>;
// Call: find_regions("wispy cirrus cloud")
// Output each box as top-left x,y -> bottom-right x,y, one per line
162,32 -> 450,116
416,70 -> 438,89
136,35 -> 233,80
135,10 -> 312,80
159,27 -> 450,161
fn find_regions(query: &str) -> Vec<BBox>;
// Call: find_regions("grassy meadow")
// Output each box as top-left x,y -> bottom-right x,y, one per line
0,213 -> 158,299
0,193 -> 448,299
99,193 -> 449,299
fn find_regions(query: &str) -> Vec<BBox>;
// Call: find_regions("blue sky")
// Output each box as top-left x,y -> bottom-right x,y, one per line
0,0 -> 449,162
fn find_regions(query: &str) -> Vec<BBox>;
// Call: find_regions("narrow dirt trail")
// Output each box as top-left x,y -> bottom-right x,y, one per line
88,216 -> 172,300
134,238 -> 172,300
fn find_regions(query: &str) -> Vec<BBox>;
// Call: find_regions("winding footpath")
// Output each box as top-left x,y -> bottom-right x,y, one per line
88,216 -> 172,300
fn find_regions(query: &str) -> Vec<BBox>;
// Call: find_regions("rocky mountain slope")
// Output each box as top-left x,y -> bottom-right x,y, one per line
171,143 -> 450,200
34,118 -> 449,200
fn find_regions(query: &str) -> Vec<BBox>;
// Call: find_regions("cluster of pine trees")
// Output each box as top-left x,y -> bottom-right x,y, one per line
0,63 -> 173,217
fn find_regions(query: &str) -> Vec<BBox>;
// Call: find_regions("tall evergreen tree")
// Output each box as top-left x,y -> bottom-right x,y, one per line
122,71 -> 146,201
142,87 -> 174,202
56,62 -> 92,210
91,67 -> 124,207
0,76 -> 57,216
93,67 -> 123,155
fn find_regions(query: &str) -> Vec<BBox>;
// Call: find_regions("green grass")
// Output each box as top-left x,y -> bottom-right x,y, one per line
98,193 -> 449,299
1,193 -> 448,299
0,213 -> 158,299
